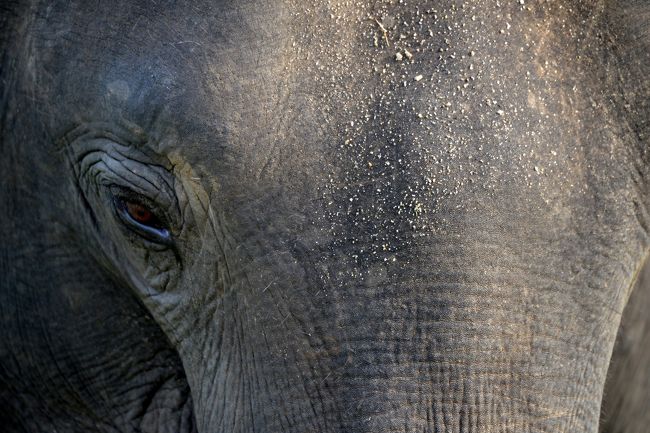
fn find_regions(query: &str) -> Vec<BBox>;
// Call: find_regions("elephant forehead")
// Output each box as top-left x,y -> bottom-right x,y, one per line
43,1 -> 524,156
39,1 -> 626,220
40,0 -> 289,124
40,1 -> 327,180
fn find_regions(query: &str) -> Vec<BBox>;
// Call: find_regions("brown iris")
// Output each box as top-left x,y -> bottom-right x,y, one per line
124,200 -> 157,226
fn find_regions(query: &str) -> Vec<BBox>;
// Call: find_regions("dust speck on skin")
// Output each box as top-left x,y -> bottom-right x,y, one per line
284,0 -> 607,269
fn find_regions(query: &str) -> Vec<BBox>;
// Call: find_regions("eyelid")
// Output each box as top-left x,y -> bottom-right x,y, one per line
69,135 -> 180,220
101,154 -> 173,203
64,126 -> 182,247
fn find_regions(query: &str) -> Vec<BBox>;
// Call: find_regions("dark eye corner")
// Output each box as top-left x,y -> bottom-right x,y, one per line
112,193 -> 174,246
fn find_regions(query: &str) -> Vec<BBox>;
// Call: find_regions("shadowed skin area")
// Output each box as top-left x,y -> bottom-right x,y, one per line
0,1 -> 648,432
601,257 -> 650,433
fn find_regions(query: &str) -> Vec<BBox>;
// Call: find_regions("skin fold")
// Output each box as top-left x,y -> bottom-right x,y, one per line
0,1 -> 648,432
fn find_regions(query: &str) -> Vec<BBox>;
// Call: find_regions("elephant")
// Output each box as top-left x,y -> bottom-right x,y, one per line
0,0 -> 648,432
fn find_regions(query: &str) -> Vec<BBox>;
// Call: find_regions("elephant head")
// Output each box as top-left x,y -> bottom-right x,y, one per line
1,1 -> 648,432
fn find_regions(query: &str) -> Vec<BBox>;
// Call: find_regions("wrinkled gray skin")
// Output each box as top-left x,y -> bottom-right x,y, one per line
1,1 -> 648,432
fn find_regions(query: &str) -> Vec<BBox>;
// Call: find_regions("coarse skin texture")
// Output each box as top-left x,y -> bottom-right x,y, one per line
0,1 -> 648,432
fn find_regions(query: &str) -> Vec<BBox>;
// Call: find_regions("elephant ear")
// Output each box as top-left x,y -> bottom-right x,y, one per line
600,6 -> 650,429
601,0 -> 650,192
616,0 -> 650,40
600,256 -> 650,433
610,4 -> 650,121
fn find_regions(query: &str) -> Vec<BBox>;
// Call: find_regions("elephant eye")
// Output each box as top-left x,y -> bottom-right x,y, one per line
124,201 -> 159,226
114,195 -> 173,245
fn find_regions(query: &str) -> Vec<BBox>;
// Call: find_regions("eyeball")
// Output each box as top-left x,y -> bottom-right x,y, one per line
114,196 -> 173,245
